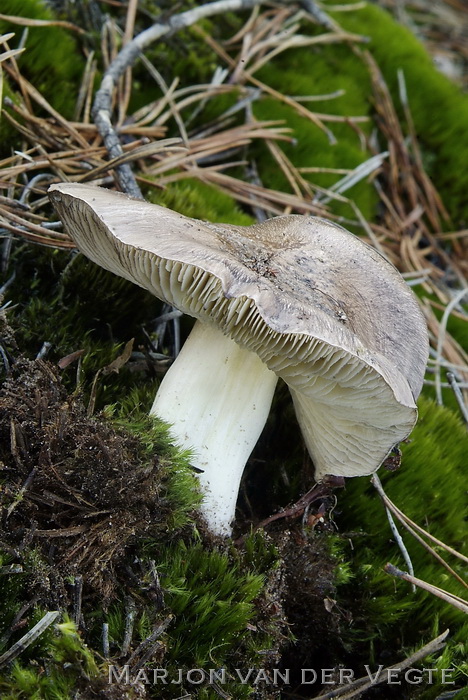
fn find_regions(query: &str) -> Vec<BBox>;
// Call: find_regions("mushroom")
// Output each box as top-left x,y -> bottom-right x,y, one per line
48,183 -> 428,535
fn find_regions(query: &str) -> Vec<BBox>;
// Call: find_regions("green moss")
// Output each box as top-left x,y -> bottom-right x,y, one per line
0,367 -> 212,698
241,528 -> 282,574
252,46 -> 377,225
147,178 -> 254,225
96,531 -> 284,698
1,3 -> 467,696
328,536 -> 354,587
338,396 -> 466,620
4,244 -> 164,410
157,540 -> 264,666
327,1 -> 468,226
335,396 -> 468,694
0,0 -> 84,121
108,408 -> 203,531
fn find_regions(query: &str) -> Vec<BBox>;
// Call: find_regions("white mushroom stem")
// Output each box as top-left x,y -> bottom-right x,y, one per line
150,320 -> 278,536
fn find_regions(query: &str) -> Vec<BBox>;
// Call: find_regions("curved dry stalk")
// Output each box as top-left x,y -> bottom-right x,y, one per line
446,371 -> 468,424
0,13 -> 84,34
394,510 -> 468,565
372,474 -> 416,590
76,137 -> 186,182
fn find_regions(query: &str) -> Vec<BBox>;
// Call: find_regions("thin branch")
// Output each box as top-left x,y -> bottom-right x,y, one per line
372,475 -> 468,591
92,0 -> 270,197
434,288 -> 468,405
446,371 -> 468,425
299,0 -> 339,31
372,474 -> 415,591
371,477 -> 468,564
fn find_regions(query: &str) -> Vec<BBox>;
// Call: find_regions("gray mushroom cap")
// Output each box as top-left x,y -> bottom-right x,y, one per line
49,182 -> 429,479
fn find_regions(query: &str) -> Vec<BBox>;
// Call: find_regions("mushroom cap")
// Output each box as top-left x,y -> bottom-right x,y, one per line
49,183 -> 428,479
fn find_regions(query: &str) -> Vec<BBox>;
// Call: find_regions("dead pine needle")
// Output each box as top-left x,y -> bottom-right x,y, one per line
309,629 -> 450,700
384,564 -> 468,615
371,474 -> 468,590
0,611 -> 60,669
446,371 -> 468,425
434,288 -> 468,406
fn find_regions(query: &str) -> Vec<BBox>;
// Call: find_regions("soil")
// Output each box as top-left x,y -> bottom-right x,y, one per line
0,349 -> 170,609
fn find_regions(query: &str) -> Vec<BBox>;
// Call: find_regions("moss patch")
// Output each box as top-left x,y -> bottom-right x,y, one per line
0,0 -> 84,124
327,0 -> 468,227
334,396 -> 468,696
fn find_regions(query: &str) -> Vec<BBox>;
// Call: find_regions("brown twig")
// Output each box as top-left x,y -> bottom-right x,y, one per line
236,477 -> 344,544
92,0 -> 269,197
